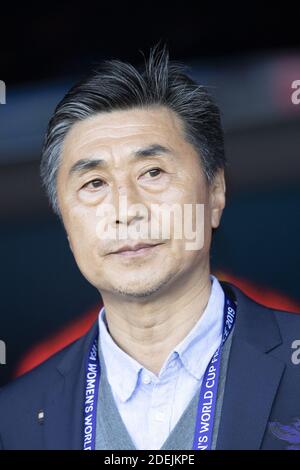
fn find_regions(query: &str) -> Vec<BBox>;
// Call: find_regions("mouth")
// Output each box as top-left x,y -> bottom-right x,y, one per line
109,242 -> 164,257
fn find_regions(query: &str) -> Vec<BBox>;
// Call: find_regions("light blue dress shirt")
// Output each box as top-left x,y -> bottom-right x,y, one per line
98,274 -> 225,450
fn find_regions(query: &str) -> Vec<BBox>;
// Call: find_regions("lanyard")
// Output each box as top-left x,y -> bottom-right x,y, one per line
192,294 -> 236,449
83,293 -> 236,450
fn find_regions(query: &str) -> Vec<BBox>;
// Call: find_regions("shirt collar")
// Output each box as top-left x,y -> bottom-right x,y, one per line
173,274 -> 224,380
98,274 -> 225,402
99,307 -> 142,402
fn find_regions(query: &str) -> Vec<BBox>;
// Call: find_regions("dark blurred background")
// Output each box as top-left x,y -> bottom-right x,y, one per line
1,3 -> 300,386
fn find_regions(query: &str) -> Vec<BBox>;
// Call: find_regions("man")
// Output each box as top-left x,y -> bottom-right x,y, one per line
0,45 -> 300,451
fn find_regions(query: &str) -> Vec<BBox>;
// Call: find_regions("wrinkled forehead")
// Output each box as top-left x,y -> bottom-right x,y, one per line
60,106 -> 189,164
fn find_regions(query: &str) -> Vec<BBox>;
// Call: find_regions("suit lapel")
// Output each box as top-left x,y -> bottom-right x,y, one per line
216,282 -> 286,449
216,336 -> 285,449
43,321 -> 98,450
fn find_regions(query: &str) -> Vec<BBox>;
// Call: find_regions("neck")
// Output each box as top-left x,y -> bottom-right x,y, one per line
100,268 -> 212,376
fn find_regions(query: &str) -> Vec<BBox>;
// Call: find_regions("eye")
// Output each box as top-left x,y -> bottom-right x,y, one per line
82,178 -> 104,190
143,168 -> 162,178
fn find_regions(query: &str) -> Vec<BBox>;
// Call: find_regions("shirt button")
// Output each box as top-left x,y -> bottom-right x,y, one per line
154,411 -> 165,422
142,374 -> 152,385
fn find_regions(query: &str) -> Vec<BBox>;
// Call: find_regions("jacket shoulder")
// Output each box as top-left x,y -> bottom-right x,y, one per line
0,335 -> 84,409
272,305 -> 300,342
222,280 -> 300,349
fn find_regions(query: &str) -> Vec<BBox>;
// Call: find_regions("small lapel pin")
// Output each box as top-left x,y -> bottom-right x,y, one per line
37,410 -> 45,424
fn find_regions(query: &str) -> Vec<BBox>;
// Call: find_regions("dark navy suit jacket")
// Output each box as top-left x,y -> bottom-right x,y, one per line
1,281 -> 300,450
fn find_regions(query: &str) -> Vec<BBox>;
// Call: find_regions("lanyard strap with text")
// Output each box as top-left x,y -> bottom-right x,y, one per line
83,293 -> 236,450
192,294 -> 236,450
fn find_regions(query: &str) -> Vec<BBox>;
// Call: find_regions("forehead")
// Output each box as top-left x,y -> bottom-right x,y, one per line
60,106 -> 189,163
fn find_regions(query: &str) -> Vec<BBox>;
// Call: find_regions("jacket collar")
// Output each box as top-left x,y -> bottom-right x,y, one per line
221,281 -> 282,352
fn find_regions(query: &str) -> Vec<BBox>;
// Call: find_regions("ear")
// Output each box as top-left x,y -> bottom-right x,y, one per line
209,169 -> 226,229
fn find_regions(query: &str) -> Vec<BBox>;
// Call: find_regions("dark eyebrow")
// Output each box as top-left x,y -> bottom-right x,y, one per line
68,143 -> 172,177
134,144 -> 172,158
68,158 -> 107,176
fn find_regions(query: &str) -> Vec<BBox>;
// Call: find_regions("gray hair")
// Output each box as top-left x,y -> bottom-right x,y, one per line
40,44 -> 226,215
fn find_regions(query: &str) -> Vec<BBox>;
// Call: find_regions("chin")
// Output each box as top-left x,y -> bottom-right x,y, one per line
110,271 -> 175,299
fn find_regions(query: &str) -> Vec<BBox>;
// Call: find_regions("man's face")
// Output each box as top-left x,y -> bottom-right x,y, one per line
57,106 -> 225,299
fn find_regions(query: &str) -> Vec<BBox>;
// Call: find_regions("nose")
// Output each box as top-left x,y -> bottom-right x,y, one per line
112,183 -> 147,226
